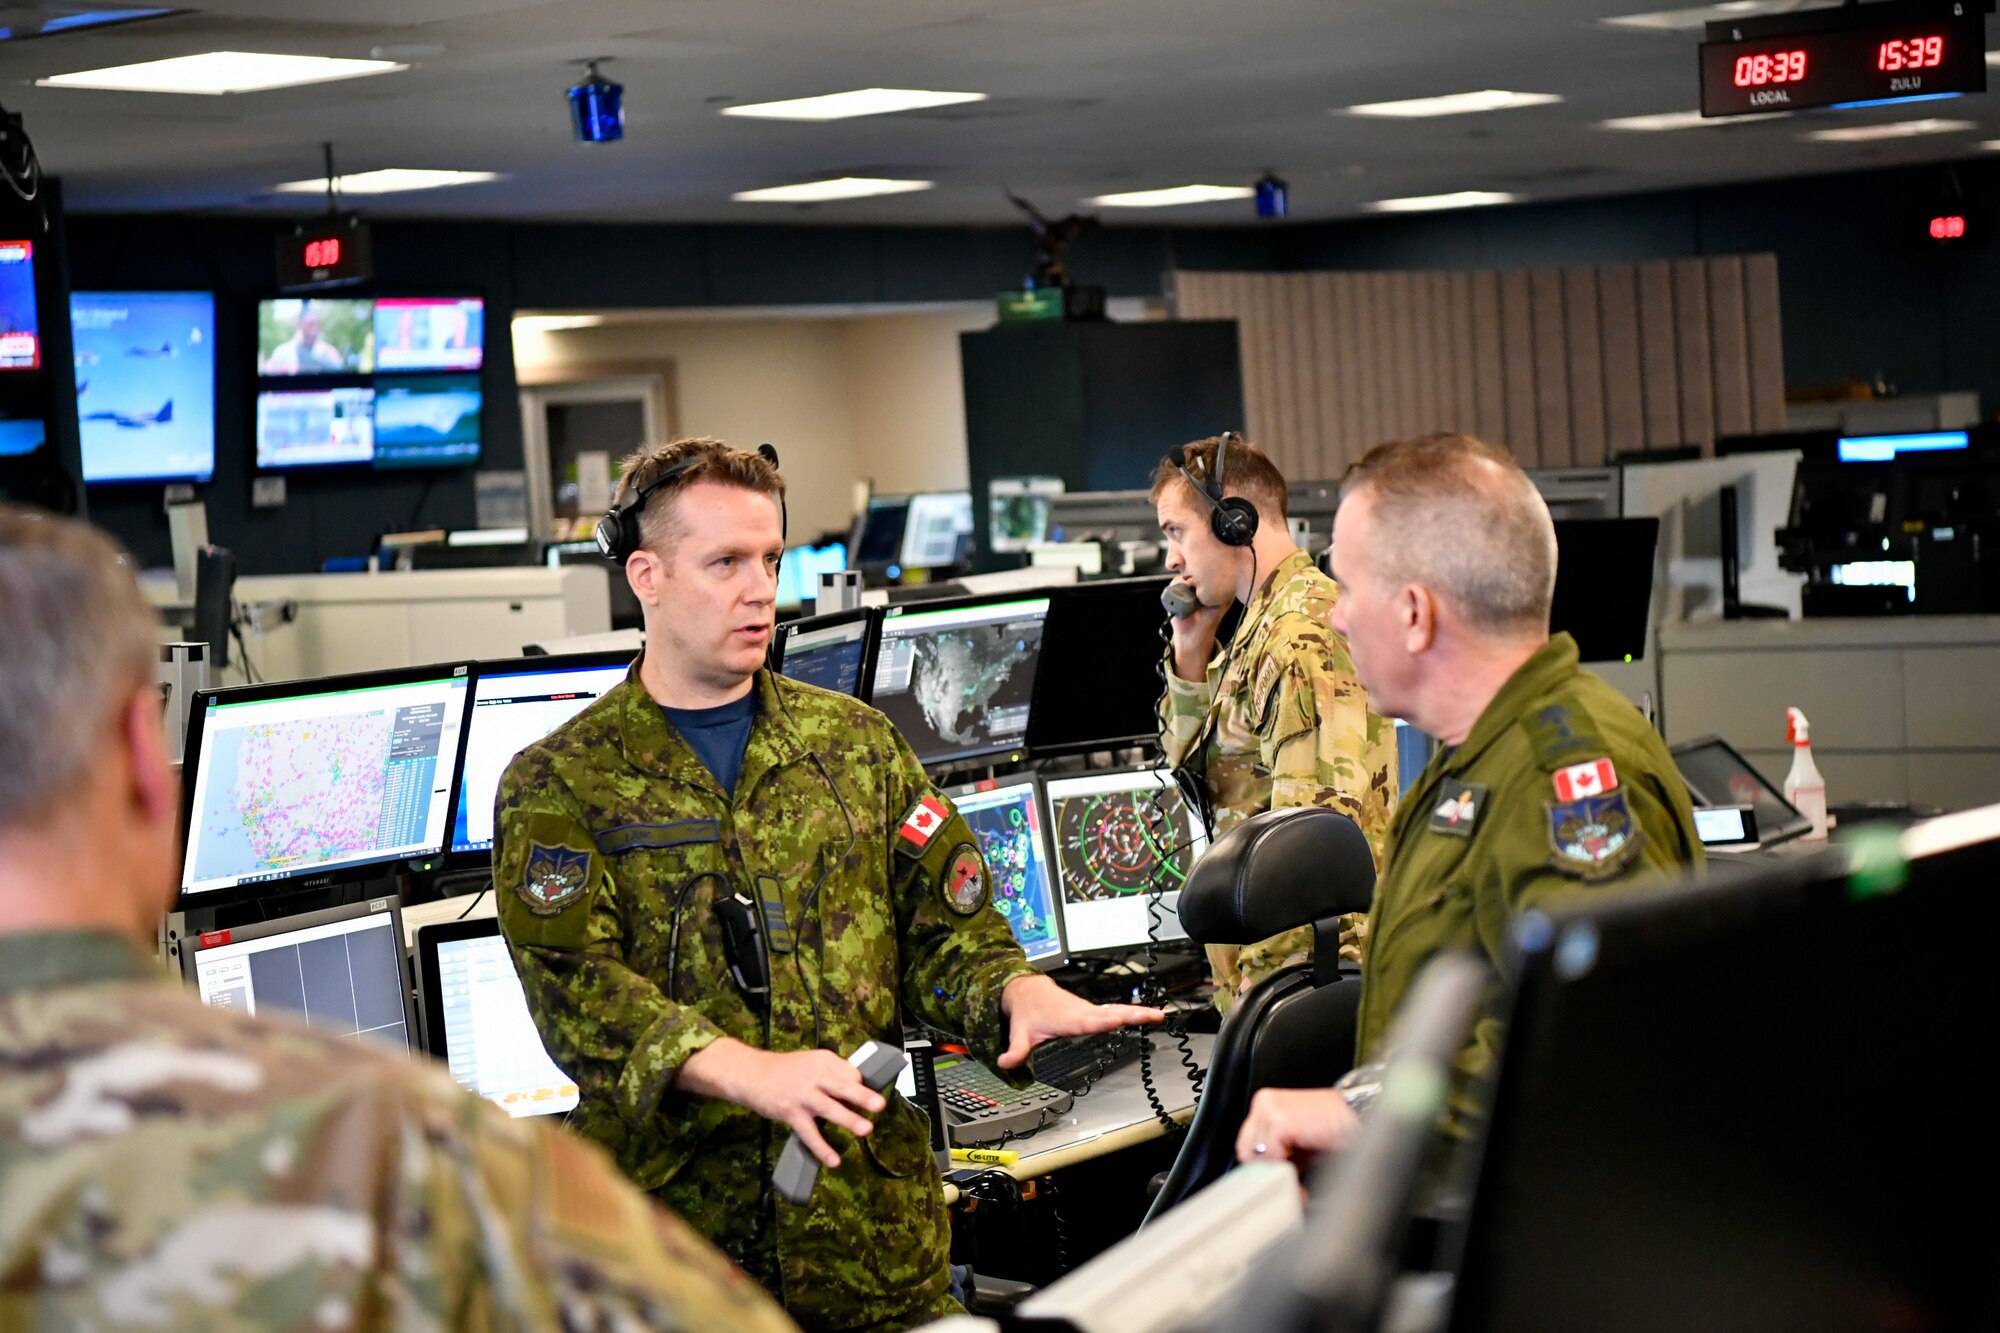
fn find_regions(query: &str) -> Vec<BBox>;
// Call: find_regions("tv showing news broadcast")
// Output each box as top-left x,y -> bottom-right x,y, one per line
0,241 -> 41,371
258,298 -> 373,375
374,297 -> 483,372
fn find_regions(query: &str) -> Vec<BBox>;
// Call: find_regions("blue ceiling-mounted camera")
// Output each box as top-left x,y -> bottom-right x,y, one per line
568,60 -> 624,144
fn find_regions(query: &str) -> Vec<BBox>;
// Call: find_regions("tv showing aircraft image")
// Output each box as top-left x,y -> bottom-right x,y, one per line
258,298 -> 372,375
70,291 -> 217,484
373,375 -> 481,467
0,240 -> 40,371
374,297 -> 483,372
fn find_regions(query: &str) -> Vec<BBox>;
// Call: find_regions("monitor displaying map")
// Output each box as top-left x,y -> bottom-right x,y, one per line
1042,768 -> 1206,955
180,666 -> 474,898
947,774 -> 1065,969
869,594 -> 1049,767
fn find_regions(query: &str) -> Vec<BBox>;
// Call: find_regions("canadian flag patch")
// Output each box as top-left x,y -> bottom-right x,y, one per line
1553,758 -> 1618,802
898,795 -> 950,849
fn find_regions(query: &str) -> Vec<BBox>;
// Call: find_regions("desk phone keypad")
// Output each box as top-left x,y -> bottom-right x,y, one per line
934,1056 -> 1073,1144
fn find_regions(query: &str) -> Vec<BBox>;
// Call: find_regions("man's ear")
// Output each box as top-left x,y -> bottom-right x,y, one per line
1402,584 -> 1439,656
625,548 -> 662,608
122,685 -> 176,826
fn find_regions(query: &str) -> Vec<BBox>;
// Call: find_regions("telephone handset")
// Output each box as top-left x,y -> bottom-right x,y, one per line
1160,579 -> 1201,620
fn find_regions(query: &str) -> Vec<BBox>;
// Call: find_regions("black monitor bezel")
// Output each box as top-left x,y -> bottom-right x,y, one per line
1025,574 -> 1173,758
868,590 -> 1054,768
1669,733 -> 1812,847
945,771 -> 1068,972
444,650 -> 637,868
769,606 -> 881,701
181,893 -> 419,1053
177,660 -> 478,910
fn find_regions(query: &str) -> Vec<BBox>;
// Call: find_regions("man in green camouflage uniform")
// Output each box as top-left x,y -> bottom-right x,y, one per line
0,505 -> 797,1333
1235,434 -> 1702,1168
498,439 -> 1162,1333
1153,434 -> 1398,1005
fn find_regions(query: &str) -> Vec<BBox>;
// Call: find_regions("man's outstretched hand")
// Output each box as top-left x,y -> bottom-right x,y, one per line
996,973 -> 1166,1070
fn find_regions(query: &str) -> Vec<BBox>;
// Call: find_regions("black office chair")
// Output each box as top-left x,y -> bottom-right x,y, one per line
1143,805 -> 1377,1225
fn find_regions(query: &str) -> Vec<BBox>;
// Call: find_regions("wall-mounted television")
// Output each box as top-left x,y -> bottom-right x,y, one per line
71,291 -> 217,485
0,240 -> 41,371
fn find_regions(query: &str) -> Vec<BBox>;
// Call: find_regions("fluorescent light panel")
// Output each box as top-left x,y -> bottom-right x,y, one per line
1803,118 -> 1976,143
721,88 -> 985,121
1366,190 -> 1520,213
1344,89 -> 1560,118
733,177 -> 934,202
37,50 -> 406,94
1085,184 -> 1255,208
272,169 -> 500,194
1602,109 -> 1792,130
1601,2 -> 1839,32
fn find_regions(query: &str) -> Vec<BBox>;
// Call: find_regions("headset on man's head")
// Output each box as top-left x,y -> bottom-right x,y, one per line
595,441 -> 786,564
1167,430 -> 1259,549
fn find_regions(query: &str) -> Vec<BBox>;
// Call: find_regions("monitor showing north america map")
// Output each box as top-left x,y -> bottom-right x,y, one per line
869,596 -> 1049,767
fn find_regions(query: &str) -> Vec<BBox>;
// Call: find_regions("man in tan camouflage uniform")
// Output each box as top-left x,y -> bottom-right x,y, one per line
1154,434 -> 1398,1005
497,439 -> 1162,1333
0,504 -> 797,1332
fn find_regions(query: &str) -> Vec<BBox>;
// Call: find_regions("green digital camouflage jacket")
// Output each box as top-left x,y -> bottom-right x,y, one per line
0,930 -> 798,1333
495,666 -> 1038,1333
1357,633 -> 1703,1132
1158,548 -> 1398,999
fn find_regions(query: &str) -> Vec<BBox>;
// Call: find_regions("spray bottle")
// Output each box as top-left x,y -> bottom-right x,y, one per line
1784,706 -> 1829,842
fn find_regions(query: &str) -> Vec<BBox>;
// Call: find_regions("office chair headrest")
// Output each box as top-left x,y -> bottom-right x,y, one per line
1178,806 -> 1376,946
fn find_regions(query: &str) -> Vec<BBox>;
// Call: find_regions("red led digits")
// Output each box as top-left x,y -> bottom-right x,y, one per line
1929,215 -> 1966,241
303,237 -> 342,269
1733,49 -> 1808,88
1878,35 -> 1946,72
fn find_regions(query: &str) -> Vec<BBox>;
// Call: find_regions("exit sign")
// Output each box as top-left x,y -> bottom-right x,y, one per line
277,213 -> 372,291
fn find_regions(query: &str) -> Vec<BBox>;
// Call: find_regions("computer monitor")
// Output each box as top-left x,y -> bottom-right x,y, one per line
373,296 -> 484,373
0,239 -> 40,371
1041,768 -> 1207,954
770,608 -> 877,700
869,594 -> 1049,766
946,774 -> 1066,969
183,895 -> 416,1054
256,385 -> 375,469
372,373 -> 481,468
257,297 -> 374,375
416,917 -> 579,1117
1448,806 -> 2000,1332
449,652 -> 632,862
179,663 -> 476,903
851,495 -> 910,569
988,477 -> 1063,554
1669,734 -> 1811,847
775,541 -> 850,610
1549,518 -> 1659,664
69,290 -> 217,485
900,491 -> 974,570
1025,576 -> 1171,757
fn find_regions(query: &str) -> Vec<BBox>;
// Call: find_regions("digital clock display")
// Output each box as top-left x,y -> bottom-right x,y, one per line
1699,5 -> 1986,117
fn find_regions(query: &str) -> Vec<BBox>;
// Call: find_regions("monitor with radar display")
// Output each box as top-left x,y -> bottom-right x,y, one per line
417,917 -> 579,1117
900,491 -> 974,570
946,774 -> 1065,969
869,594 -> 1048,766
771,608 -> 877,700
179,664 -> 475,901
450,653 -> 631,860
185,896 -> 415,1054
1042,768 -> 1207,954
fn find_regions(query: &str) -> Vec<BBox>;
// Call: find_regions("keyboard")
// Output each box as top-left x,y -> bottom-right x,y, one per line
1028,1028 -> 1146,1094
933,1052 -> 1073,1145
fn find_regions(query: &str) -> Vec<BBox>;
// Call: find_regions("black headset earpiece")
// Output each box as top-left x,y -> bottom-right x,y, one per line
1173,431 -> 1259,549
595,443 -> 789,564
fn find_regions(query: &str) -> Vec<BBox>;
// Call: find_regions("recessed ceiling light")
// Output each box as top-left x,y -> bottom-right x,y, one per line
272,169 -> 500,194
515,315 -> 607,333
1984,140 -> 2000,151
1802,118 -> 1977,143
1986,50 -> 2000,67
732,177 -> 934,203
1343,90 -> 1561,118
1366,190 -> 1521,213
1601,2 -> 1839,33
1084,184 -> 1256,207
721,88 -> 986,121
37,51 -> 406,94
1601,109 -> 1792,130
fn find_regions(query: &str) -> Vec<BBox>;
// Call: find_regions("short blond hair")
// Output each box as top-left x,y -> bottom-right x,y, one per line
1148,434 -> 1289,520
0,505 -> 159,828
612,437 -> 785,556
1340,433 -> 1556,638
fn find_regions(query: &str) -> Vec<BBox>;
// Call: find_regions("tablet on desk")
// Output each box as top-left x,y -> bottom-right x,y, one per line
1693,804 -> 1760,852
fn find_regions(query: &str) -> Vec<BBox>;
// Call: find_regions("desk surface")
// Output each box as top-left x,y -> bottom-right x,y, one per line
944,1032 -> 1212,1197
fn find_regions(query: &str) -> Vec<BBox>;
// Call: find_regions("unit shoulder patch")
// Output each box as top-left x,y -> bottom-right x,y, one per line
942,842 -> 990,917
1547,791 -> 1646,881
519,839 -> 596,915
1428,779 -> 1488,838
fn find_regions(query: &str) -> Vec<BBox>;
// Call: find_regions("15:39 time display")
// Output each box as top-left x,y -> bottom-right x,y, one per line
1876,35 -> 1945,71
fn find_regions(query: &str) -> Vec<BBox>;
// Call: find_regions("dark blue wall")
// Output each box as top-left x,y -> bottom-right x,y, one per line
68,154 -> 1999,572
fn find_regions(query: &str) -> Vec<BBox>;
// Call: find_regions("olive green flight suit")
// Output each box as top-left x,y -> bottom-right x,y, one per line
495,667 -> 1038,1333
1356,633 -> 1704,1130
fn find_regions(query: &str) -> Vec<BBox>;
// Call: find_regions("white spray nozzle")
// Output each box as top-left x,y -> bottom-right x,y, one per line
1787,706 -> 1811,745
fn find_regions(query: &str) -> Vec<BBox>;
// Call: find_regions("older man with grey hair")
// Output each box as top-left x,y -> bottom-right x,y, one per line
1235,433 -> 1701,1169
0,504 -> 800,1332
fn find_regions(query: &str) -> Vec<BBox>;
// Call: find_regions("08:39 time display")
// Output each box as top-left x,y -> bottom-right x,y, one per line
1733,49 -> 1807,88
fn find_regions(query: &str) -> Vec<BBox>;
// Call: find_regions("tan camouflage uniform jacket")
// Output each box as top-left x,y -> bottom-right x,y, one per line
0,929 -> 797,1333
1158,548 -> 1398,1002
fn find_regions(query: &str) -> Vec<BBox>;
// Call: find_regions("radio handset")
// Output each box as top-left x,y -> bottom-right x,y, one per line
715,891 -> 772,1012
1161,579 -> 1201,620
